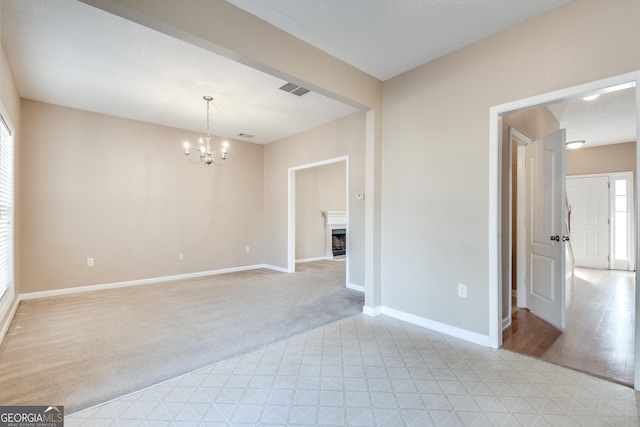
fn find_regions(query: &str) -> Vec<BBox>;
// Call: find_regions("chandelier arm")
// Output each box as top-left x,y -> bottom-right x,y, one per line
186,155 -> 204,164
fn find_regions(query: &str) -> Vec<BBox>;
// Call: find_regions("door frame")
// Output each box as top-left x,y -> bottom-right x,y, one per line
488,70 -> 640,387
503,127 -> 532,329
287,155 -> 350,279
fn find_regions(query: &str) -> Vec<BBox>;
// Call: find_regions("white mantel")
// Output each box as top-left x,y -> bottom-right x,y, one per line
323,211 -> 346,258
323,210 -> 346,226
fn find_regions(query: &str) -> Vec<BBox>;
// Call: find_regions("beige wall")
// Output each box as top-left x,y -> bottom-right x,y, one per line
265,111 -> 366,286
567,141 -> 636,176
20,100 -> 265,293
382,0 -> 640,336
504,107 -> 561,144
295,162 -> 346,260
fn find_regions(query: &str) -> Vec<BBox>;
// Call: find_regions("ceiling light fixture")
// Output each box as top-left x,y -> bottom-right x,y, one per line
183,96 -> 228,166
566,140 -> 585,150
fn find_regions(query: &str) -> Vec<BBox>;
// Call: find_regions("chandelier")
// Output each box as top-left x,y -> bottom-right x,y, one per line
183,96 -> 228,166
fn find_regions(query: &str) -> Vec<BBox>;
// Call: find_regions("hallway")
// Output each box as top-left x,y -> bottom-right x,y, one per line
503,268 -> 635,386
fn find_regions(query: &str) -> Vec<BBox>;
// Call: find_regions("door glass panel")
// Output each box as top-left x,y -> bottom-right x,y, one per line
614,179 -> 628,262
615,212 -> 628,260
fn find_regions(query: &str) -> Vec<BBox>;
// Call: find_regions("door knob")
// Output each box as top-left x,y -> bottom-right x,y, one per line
562,236 -> 570,242
550,235 -> 560,241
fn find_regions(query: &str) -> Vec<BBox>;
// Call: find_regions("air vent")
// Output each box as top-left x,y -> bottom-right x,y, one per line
279,82 -> 310,96
237,133 -> 255,138
291,87 -> 310,96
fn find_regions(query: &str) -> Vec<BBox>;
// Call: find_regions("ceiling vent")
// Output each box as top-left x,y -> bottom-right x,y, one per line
237,133 -> 255,138
279,82 -> 310,96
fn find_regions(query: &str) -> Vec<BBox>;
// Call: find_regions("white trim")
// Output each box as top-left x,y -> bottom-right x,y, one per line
488,111 -> 501,348
362,305 -> 381,317
347,283 -> 365,293
381,306 -> 491,347
20,264 -> 284,300
506,127 -> 532,328
0,288 -> 18,345
263,264 -> 290,273
489,71 -> 640,388
295,256 -> 327,263
515,142 -> 530,310
502,315 -> 511,331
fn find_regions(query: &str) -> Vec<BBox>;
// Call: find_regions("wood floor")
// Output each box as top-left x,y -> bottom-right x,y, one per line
502,267 -> 635,386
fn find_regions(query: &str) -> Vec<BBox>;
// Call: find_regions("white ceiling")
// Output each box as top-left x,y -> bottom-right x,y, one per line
546,88 -> 637,148
227,0 -> 574,81
1,0 -> 636,147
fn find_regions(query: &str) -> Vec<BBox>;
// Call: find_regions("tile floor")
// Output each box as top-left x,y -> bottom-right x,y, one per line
67,314 -> 640,426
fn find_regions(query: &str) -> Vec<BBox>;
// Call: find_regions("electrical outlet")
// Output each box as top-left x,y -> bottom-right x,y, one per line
458,283 -> 467,298
178,253 -> 184,261
87,257 -> 94,267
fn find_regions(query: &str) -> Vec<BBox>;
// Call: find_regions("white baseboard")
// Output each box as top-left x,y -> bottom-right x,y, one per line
0,290 -> 19,345
362,305 -> 381,317
263,264 -> 290,273
21,264 -> 273,301
295,257 -> 326,263
346,283 -> 365,293
381,306 -> 491,347
502,315 -> 512,330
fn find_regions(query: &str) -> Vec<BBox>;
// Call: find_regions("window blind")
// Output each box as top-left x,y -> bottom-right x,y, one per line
0,112 -> 13,300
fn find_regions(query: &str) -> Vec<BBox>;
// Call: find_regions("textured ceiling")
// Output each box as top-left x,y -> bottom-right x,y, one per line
227,0 -> 575,81
547,88 -> 637,148
1,0 -> 635,147
0,0 -> 358,144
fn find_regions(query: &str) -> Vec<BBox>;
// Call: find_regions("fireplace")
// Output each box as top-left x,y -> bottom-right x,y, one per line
323,211 -> 346,259
332,228 -> 346,256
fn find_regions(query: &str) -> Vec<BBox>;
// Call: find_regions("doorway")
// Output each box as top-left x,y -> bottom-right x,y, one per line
287,156 -> 350,285
488,71 -> 640,389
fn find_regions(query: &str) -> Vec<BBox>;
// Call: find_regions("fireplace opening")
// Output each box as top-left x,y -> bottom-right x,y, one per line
332,228 -> 346,256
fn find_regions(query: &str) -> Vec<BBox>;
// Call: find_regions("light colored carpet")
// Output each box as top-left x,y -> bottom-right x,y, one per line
0,260 -> 363,413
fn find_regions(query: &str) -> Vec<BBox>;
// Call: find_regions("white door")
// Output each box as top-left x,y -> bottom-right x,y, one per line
525,129 -> 566,329
566,176 -> 610,269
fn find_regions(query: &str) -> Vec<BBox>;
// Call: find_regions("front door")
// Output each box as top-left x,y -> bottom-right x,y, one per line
525,129 -> 567,330
566,176 -> 610,269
